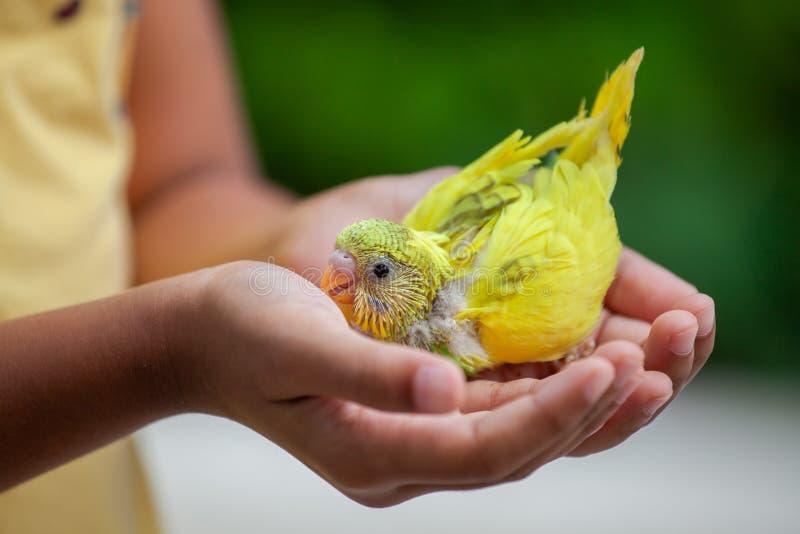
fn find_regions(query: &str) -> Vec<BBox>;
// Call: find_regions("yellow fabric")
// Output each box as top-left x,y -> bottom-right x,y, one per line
0,1 -> 157,533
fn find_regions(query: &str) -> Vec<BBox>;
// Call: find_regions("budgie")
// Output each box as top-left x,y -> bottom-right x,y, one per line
320,49 -> 643,373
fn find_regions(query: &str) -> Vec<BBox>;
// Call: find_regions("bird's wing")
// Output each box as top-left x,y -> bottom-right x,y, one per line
531,47 -> 642,196
402,130 -> 539,267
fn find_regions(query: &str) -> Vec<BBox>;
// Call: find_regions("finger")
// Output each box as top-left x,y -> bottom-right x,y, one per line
351,357 -> 614,486
460,378 -> 540,413
606,248 -> 698,322
569,370 -> 673,456
626,301 -> 709,425
596,313 -> 650,346
693,323 -> 716,380
473,362 -> 549,382
393,354 -> 643,495
282,328 -> 465,414
464,332 -> 649,414
670,293 -> 716,380
642,309 -> 698,391
564,341 -> 646,440
275,359 -> 613,496
510,341 -> 645,476
561,371 -> 644,452
456,358 -> 614,483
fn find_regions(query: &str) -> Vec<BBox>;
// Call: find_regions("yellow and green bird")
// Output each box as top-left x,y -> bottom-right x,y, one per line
321,48 -> 643,373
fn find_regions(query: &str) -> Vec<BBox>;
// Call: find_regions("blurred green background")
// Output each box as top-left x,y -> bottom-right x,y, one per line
220,0 -> 799,374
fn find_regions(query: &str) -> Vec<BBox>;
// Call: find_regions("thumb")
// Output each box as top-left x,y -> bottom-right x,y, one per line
285,328 -> 465,414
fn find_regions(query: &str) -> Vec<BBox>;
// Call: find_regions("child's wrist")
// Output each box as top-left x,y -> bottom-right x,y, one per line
147,269 -> 217,416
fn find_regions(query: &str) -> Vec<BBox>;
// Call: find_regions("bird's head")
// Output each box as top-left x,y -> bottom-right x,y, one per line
321,219 -> 453,340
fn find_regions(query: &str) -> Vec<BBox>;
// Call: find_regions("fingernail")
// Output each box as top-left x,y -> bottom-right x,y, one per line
642,395 -> 670,418
668,326 -> 698,356
697,303 -> 715,337
413,365 -> 457,413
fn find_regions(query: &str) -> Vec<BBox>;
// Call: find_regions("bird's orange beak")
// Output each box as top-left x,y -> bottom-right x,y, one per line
320,249 -> 357,305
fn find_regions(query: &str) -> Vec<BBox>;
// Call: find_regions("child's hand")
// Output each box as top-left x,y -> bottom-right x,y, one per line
568,249 -> 715,455
172,262 -> 643,506
175,261 -> 465,416
266,168 -> 715,459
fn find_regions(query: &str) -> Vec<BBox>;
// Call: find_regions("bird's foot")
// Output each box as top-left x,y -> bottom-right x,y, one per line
550,338 -> 597,373
567,337 -> 596,362
455,354 -> 494,376
431,343 -> 493,376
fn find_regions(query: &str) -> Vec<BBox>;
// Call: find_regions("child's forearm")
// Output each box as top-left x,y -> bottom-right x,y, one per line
124,0 -> 296,284
132,172 -> 294,283
0,277 -> 192,490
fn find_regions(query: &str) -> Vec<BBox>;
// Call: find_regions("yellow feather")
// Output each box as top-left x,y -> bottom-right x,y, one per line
401,48 -> 642,364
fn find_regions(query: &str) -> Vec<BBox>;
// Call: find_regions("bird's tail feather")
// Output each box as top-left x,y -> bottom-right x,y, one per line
562,47 -> 642,173
525,47 -> 643,196
402,49 -> 643,231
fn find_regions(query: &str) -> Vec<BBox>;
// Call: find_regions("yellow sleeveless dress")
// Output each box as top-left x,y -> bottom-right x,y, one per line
0,1 -> 157,532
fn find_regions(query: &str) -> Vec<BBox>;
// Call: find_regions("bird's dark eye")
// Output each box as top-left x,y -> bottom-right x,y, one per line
373,262 -> 391,279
